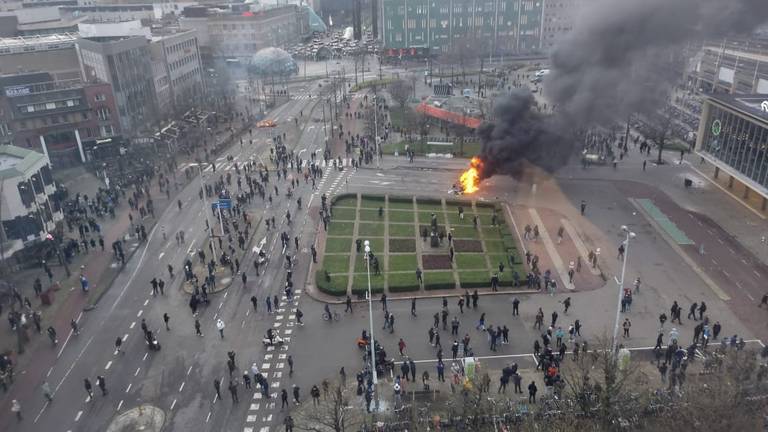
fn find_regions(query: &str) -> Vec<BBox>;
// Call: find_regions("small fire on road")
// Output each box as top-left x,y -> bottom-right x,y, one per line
459,157 -> 484,194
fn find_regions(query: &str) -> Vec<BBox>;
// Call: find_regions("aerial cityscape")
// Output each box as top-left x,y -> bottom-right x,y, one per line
2,0 -> 768,431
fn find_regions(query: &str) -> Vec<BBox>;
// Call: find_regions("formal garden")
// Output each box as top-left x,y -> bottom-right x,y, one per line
315,194 -> 526,297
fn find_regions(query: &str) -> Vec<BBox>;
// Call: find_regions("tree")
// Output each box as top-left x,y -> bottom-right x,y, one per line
645,106 -> 676,165
388,80 -> 411,108
294,384 -> 364,432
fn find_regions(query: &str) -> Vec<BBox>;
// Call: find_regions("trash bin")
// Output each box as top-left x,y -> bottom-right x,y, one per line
684,178 -> 693,188
40,288 -> 54,305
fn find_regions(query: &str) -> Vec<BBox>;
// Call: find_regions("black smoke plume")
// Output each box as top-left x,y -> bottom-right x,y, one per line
479,0 -> 768,177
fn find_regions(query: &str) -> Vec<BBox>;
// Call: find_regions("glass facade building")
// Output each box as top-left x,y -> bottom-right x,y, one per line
697,94 -> 768,211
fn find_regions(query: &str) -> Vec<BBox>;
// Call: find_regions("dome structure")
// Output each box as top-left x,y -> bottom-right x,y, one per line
249,47 -> 298,78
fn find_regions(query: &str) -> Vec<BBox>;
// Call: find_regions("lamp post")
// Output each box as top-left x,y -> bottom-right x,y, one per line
198,165 -> 218,261
364,240 -> 379,412
612,225 -> 635,353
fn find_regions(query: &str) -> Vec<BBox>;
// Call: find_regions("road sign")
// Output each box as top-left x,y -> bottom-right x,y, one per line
212,198 -> 232,210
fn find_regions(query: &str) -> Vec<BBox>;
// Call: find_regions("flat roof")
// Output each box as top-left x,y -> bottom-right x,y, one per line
0,33 -> 78,53
0,145 -> 45,180
707,93 -> 768,124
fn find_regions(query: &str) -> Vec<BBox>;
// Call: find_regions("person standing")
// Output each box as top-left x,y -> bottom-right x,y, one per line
214,379 -> 222,400
250,296 -> 258,312
512,298 -> 520,316
281,388 -> 289,409
287,355 -> 294,375
623,318 -> 631,338
411,298 -> 417,317
580,200 -> 586,216
163,313 -> 170,331
293,384 -> 301,404
528,381 -> 538,403
284,415 -> 294,432
229,380 -> 239,403
345,295 -> 353,313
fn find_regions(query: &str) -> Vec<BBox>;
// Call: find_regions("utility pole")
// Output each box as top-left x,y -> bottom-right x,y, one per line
198,165 -> 217,261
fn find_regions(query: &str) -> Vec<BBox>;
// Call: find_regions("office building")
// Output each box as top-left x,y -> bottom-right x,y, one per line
76,35 -> 160,133
696,93 -> 768,214
689,38 -> 768,94
541,0 -> 579,52
0,72 -> 121,166
0,144 -> 64,258
180,4 -> 310,60
150,29 -> 205,117
379,0 -> 544,58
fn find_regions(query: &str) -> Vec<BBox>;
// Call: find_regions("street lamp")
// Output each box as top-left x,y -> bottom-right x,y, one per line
612,225 -> 635,353
363,240 -> 379,412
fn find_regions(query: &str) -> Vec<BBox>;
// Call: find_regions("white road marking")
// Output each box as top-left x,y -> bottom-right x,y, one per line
137,310 -> 143,317
754,270 -> 761,278
179,382 -> 185,392
74,411 -> 83,421
143,299 -> 149,306
53,335 -> 94,393
105,361 -> 112,370
171,399 -> 177,410
117,400 -> 124,411
187,366 -> 193,375
159,252 -> 165,259
129,321 -> 136,329
206,412 -> 212,422
142,352 -> 148,361
126,383 -> 132,393
135,367 -> 141,376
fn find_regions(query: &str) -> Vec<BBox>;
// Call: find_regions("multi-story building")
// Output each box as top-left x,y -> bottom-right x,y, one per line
150,29 -> 205,118
76,35 -> 160,134
541,0 -> 579,52
0,72 -> 120,166
379,0 -> 544,58
180,4 -> 310,60
0,144 -> 64,258
59,4 -> 155,23
688,38 -> 768,95
696,93 -> 768,215
0,33 -> 81,80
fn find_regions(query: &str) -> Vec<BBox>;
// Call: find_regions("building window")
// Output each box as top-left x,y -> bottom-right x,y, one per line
94,93 -> 106,102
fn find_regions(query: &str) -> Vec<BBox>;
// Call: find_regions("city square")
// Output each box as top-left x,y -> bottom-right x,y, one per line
0,1 -> 767,432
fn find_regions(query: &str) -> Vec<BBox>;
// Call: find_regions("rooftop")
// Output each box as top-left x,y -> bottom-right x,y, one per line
707,93 -> 768,123
0,33 -> 78,54
0,145 -> 46,180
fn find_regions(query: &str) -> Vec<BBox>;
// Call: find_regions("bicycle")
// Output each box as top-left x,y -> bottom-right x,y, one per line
322,311 -> 341,321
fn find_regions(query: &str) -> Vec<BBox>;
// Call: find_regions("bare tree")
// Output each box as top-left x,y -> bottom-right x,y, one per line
388,80 -> 411,108
643,106 -> 676,165
294,384 -> 364,432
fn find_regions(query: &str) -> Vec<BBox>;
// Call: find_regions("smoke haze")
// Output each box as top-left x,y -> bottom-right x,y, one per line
480,0 -> 768,176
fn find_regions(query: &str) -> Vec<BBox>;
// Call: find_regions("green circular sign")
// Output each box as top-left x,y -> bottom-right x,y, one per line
712,119 -> 722,136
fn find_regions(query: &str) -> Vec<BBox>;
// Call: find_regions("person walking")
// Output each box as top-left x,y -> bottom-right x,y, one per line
345,295 -> 353,313
287,355 -> 294,375
623,318 -> 631,338
398,338 -> 407,356
163,313 -> 170,331
563,297 -> 571,314
688,302 -> 698,321
250,296 -> 258,312
311,385 -> 321,406
214,379 -> 222,400
195,319 -> 203,336
284,415 -> 294,432
84,378 -> 94,399
411,298 -> 417,317
217,319 -> 225,338
281,388 -> 289,409
293,384 -> 301,404
229,380 -> 239,403
97,375 -> 107,395
115,336 -> 124,354
11,399 -> 22,421
512,298 -> 520,316
41,381 -> 53,402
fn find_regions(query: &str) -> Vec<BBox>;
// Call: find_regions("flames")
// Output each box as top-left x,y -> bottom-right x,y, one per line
459,157 -> 484,194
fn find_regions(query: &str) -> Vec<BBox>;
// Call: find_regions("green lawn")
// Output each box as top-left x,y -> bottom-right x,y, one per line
333,196 -> 358,208
316,270 -> 348,296
458,271 -> 492,289
358,222 -> 385,237
388,271 -> 420,292
423,271 -> 456,290
351,273 -> 385,295
451,226 -> 479,238
388,254 -> 418,272
388,223 -> 415,237
455,254 -> 489,270
388,199 -> 414,210
388,210 -> 416,223
417,200 -> 444,212
325,236 -> 353,253
323,254 -> 351,274
331,207 -> 357,221
328,221 -> 355,236
318,194 -> 525,296
360,196 -> 386,209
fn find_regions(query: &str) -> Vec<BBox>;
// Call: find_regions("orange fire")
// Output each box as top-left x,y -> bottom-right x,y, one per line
459,157 -> 483,193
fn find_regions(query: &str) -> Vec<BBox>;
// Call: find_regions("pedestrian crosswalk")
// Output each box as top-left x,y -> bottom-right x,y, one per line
179,157 -> 355,174
242,290 -> 303,432
290,92 -> 366,101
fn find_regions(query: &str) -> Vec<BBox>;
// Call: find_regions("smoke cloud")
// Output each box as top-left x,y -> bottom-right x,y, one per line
479,0 -> 768,177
